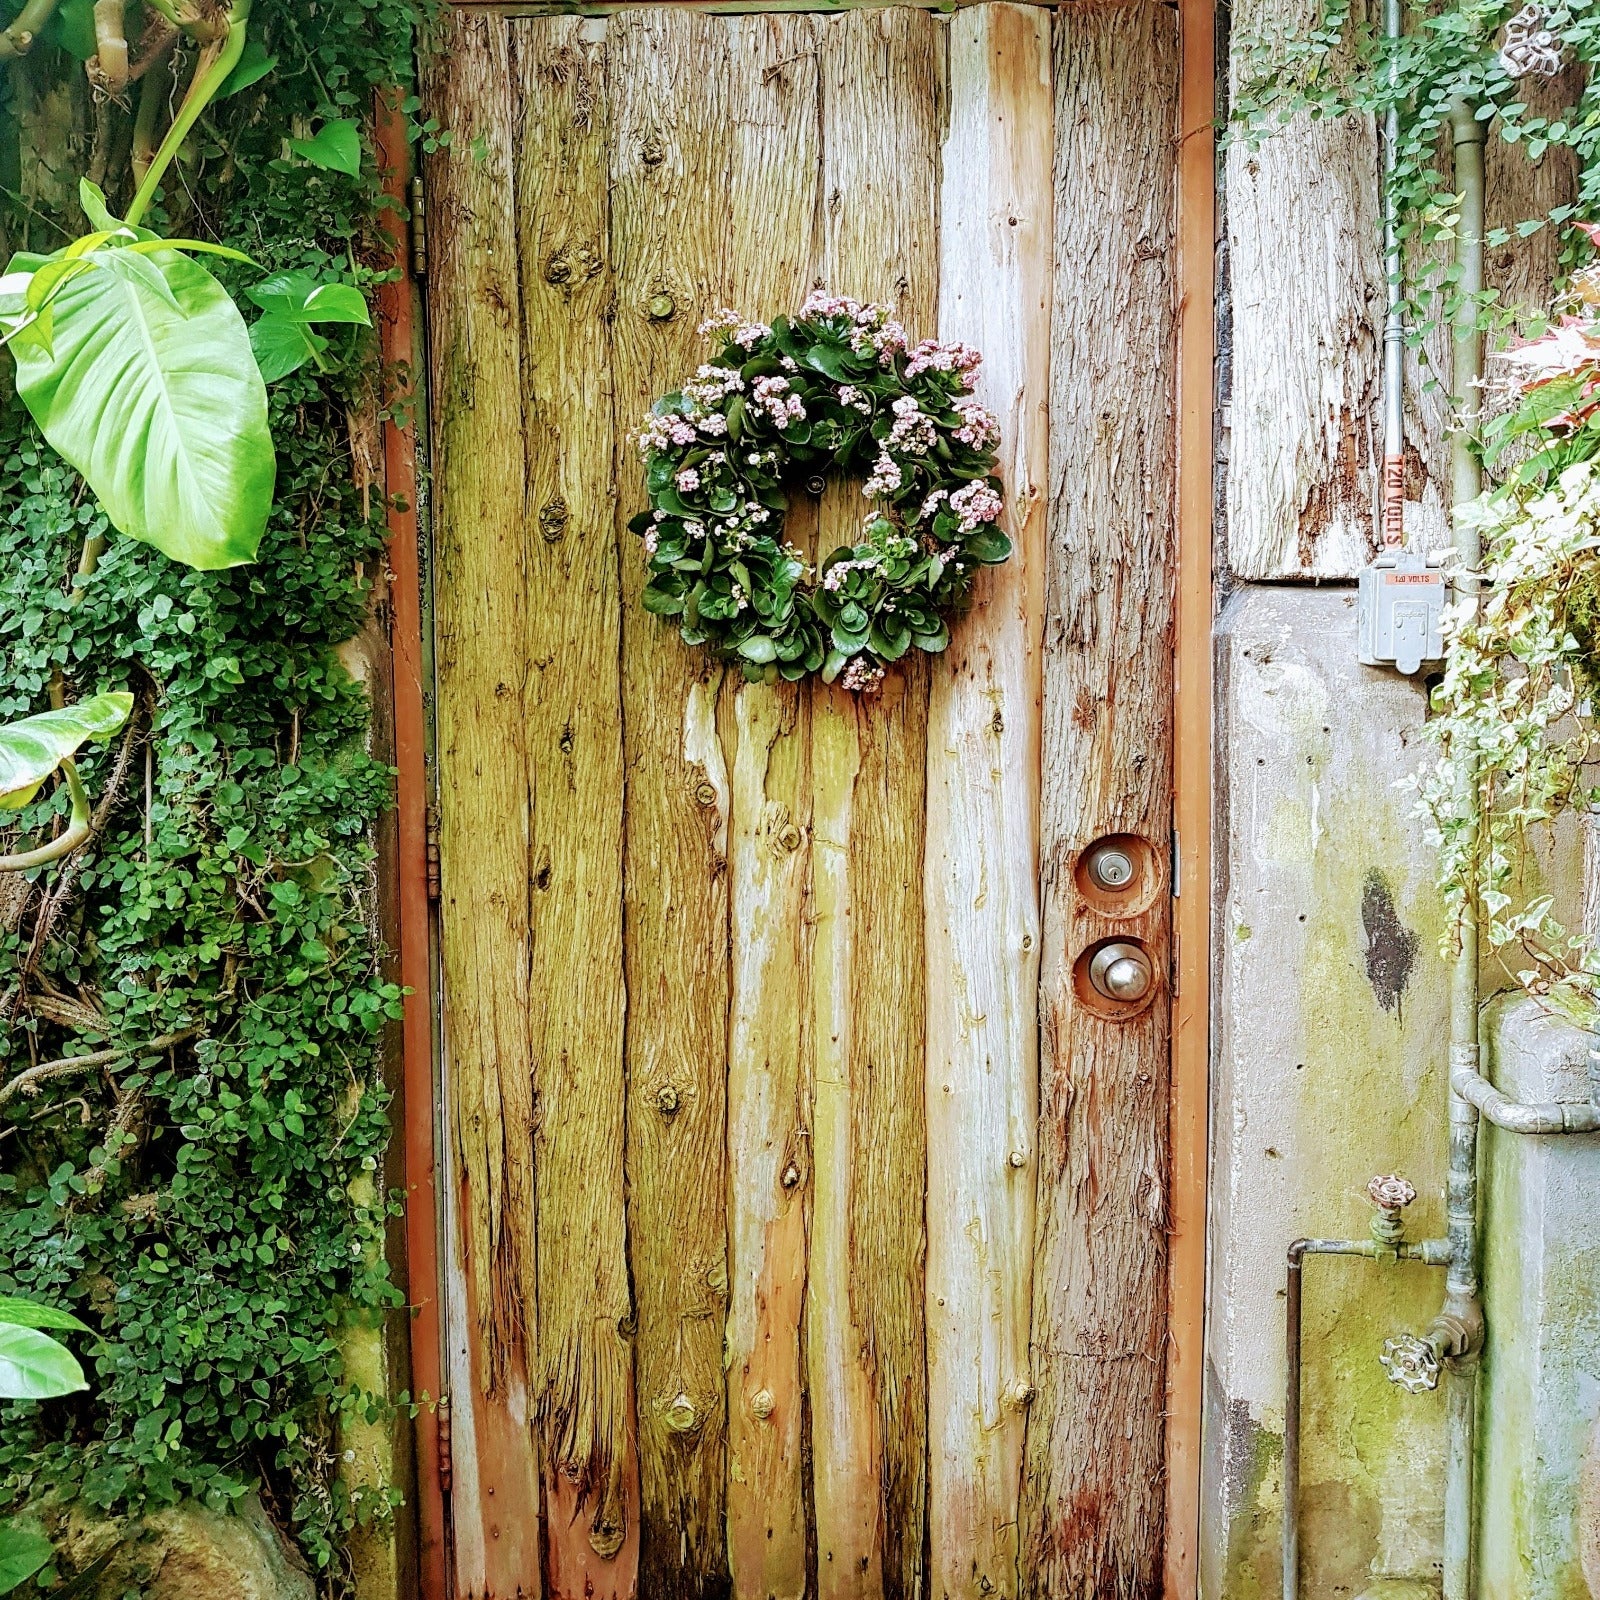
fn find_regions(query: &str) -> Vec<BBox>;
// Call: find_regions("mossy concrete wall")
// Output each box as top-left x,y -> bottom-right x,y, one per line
1206,586 -> 1452,1600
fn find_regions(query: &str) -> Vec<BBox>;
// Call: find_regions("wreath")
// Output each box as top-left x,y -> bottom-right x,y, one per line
630,291 -> 1010,693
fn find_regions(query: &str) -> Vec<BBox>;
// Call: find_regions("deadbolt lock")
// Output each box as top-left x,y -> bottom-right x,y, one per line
1084,842 -> 1136,891
1088,941 -> 1153,1002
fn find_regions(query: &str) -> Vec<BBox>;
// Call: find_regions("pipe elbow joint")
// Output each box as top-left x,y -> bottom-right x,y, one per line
1432,1296 -> 1484,1364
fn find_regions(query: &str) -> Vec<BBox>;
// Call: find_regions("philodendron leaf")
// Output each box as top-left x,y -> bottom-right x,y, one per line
0,692 -> 133,811
8,242 -> 274,570
245,271 -> 370,381
78,178 -> 118,233
249,317 -> 327,384
0,1522 -> 52,1596
287,119 -> 361,177
0,1322 -> 86,1399
0,1298 -> 92,1334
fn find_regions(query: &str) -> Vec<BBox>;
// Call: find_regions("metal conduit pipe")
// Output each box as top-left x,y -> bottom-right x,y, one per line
1441,94 -> 1488,1600
1449,1062 -> 1600,1133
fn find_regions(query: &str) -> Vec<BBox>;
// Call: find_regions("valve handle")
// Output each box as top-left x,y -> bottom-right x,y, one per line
1368,1174 -> 1417,1212
1379,1333 -> 1441,1394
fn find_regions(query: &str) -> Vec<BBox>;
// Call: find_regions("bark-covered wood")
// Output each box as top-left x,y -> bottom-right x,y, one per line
813,12 -> 943,1596
607,14 -> 735,1595
423,12 -> 544,1596
1028,7 -> 1177,1598
719,19 -> 822,1594
1225,0 -> 1382,580
511,19 -> 640,1592
923,9 -> 1049,1598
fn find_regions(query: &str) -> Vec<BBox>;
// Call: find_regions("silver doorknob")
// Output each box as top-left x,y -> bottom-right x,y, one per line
1088,941 -> 1152,1002
1085,842 -> 1136,891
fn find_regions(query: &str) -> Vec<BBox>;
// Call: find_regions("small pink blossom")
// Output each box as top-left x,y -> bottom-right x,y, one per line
863,452 -> 903,498
905,339 -> 983,379
676,467 -> 701,492
949,481 -> 1002,533
953,396 -> 999,449
840,658 -> 886,694
751,375 -> 806,427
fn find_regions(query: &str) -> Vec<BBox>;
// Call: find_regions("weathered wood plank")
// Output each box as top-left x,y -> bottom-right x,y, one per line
923,7 -> 1049,1598
422,11 -> 545,1595
510,18 -> 640,1594
1225,0 -> 1382,580
810,10 -> 944,1595
717,19 -> 823,1595
607,15 -> 734,1594
1027,6 -> 1177,1597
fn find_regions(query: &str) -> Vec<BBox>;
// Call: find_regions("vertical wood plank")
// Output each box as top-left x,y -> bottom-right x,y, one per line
811,11 -> 943,1596
924,7 -> 1050,1598
608,15 -> 735,1596
423,11 -> 545,1596
719,19 -> 823,1596
1224,0 -> 1382,580
511,19 -> 640,1596
1027,7 -> 1178,1598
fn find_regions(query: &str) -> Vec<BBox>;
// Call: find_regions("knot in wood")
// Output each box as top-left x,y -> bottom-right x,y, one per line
694,780 -> 718,808
775,822 -> 802,855
1004,1380 -> 1036,1411
647,293 -> 676,322
663,1392 -> 698,1433
1008,1148 -> 1028,1169
539,498 -> 568,543
656,1083 -> 679,1117
781,1162 -> 801,1190
640,133 -> 665,167
750,1388 -> 775,1420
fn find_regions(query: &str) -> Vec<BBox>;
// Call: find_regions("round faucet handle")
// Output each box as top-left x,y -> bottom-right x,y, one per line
1379,1333 -> 1441,1394
1368,1174 -> 1417,1212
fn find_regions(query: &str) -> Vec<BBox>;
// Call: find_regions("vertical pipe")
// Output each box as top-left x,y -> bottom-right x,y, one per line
1283,1246 -> 1305,1600
1443,95 -> 1486,1600
1381,0 -> 1406,548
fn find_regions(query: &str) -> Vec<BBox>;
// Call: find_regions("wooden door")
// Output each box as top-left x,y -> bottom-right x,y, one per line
420,5 -> 1181,1598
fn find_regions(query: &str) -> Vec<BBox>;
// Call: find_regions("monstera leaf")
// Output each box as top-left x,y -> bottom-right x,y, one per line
0,693 -> 132,811
4,230 -> 274,571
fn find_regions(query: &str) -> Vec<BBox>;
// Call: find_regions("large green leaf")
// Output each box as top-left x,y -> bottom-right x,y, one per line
0,1298 -> 91,1334
0,1323 -> 86,1399
245,270 -> 370,383
287,120 -> 362,177
8,243 -> 275,570
0,1522 -> 52,1595
0,692 -> 132,811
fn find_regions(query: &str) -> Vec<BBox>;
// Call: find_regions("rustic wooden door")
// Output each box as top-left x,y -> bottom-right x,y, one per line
420,4 -> 1184,1598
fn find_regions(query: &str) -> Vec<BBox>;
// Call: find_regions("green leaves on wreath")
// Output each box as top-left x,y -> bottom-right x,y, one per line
0,182 -> 273,571
0,692 -> 133,811
247,270 -> 372,382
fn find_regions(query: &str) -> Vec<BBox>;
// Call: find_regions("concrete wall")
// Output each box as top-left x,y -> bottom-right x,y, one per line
1204,585 -> 1451,1600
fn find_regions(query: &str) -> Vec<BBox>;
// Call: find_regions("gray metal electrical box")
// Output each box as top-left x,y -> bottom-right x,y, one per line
1357,550 -> 1447,676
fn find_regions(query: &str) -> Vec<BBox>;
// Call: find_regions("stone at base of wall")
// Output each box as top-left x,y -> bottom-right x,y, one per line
41,1490 -> 316,1599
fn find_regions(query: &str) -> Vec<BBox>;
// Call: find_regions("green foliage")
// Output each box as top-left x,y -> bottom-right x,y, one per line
1230,0 -> 1600,337
247,272 -> 372,384
634,296 -> 1008,691
0,0 -> 430,1582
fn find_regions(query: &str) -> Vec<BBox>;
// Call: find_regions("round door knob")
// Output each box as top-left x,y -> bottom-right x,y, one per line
1085,843 -> 1136,892
1088,941 -> 1152,1002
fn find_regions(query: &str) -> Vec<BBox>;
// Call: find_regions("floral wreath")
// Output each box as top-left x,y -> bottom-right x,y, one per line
631,290 -> 1009,693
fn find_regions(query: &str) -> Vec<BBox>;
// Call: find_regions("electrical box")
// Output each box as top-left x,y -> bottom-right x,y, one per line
1357,549 -> 1447,676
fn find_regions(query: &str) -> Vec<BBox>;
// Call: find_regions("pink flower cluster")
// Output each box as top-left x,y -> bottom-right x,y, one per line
751,375 -> 806,427
683,364 -> 745,409
799,289 -> 907,366
949,481 -> 1003,533
676,467 -> 701,493
905,339 -> 982,380
636,412 -> 699,459
953,396 -> 999,449
838,385 -> 872,415
887,395 -> 936,455
821,553 -> 884,593
840,657 -> 886,694
699,307 -> 772,349
863,452 -> 903,498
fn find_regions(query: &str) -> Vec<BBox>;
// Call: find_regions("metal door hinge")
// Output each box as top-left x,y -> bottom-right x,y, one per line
410,175 -> 427,280
425,806 -> 441,902
436,1389 -> 453,1495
